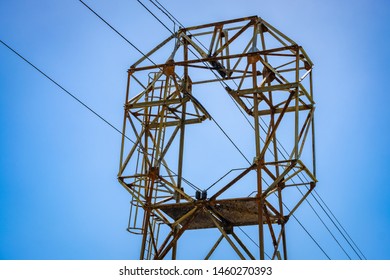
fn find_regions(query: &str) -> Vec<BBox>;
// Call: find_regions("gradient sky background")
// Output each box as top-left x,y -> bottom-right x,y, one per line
1,0 -> 390,260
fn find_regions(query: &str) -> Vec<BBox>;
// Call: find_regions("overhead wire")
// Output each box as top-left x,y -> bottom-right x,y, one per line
284,202 -> 331,260
303,186 -> 364,259
152,0 -> 184,29
137,0 -> 251,165
147,0 -> 177,32
255,116 -> 363,259
77,0 -> 202,192
271,130 -> 365,259
256,114 -> 365,259
136,0 -> 173,35
313,190 -> 367,259
79,0 -> 251,167
0,39 -> 126,140
295,187 -> 352,259
79,0 -> 156,66
0,40 -> 201,195
236,226 -> 272,260
252,93 -> 360,259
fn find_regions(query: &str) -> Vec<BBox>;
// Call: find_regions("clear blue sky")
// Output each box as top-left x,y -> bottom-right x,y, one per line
1,0 -> 390,260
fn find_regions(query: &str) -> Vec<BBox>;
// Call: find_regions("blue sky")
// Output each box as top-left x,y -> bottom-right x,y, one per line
1,0 -> 390,260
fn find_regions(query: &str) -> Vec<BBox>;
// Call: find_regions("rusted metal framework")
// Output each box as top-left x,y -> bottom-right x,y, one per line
118,16 -> 316,260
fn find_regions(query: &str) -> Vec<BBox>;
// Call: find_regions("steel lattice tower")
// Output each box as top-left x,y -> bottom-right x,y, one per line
118,16 -> 316,260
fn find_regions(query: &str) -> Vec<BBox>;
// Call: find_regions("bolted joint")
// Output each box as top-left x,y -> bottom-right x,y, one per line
148,167 -> 160,180
247,53 -> 260,64
163,59 -> 175,76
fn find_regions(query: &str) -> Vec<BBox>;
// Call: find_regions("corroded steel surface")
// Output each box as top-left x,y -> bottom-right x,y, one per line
159,198 -> 281,229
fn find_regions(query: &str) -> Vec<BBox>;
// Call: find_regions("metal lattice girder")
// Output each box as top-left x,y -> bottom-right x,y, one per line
118,16 -> 316,260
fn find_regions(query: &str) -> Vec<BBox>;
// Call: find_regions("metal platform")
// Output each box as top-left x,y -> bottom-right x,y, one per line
158,197 -> 281,229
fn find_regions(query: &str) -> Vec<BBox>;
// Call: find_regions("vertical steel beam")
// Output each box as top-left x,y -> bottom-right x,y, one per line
172,36 -> 189,260
250,55 -> 265,260
294,47 -> 300,159
310,72 -> 317,178
119,71 -> 132,172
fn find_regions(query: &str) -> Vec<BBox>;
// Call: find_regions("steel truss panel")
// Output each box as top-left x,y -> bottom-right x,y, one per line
118,16 -> 316,260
